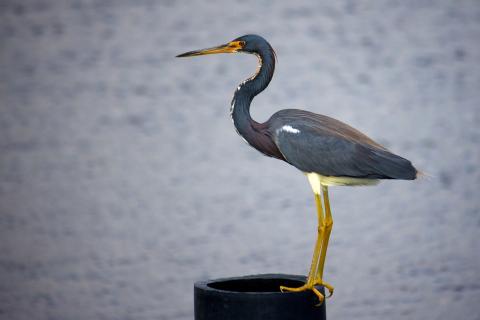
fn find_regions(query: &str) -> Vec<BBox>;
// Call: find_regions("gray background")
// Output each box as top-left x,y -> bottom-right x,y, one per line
1,0 -> 479,319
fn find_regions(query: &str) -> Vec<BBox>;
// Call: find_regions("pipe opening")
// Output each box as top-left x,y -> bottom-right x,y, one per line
207,278 -> 305,293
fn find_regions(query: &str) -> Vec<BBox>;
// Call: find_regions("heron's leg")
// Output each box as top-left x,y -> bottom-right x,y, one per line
307,192 -> 324,284
315,185 -> 334,297
279,173 -> 328,305
280,192 -> 325,304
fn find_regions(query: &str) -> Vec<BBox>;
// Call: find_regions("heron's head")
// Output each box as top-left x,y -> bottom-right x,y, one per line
176,34 -> 271,58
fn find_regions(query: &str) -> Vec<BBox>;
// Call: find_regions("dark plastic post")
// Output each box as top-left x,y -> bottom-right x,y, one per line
194,274 -> 326,320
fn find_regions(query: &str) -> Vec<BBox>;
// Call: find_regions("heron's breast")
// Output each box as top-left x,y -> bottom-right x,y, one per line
306,172 -> 379,192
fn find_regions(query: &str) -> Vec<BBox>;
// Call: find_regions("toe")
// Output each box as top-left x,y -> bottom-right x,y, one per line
279,284 -> 309,293
312,287 -> 325,306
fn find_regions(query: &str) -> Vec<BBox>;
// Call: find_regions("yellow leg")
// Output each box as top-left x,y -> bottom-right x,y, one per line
280,193 -> 325,305
316,185 -> 334,297
308,193 -> 324,284
279,174 -> 333,305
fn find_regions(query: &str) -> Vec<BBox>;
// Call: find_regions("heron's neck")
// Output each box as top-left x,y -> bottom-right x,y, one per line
230,49 -> 275,140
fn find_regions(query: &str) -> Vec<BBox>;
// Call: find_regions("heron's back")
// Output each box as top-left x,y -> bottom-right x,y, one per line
268,109 -> 418,181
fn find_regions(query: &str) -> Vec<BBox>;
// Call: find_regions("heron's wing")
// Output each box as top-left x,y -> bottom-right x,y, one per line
269,109 -> 417,179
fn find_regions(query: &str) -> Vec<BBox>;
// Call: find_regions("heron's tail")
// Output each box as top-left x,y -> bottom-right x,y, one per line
368,148 -> 418,180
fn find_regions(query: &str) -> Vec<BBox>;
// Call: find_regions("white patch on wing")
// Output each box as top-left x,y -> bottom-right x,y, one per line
280,125 -> 300,134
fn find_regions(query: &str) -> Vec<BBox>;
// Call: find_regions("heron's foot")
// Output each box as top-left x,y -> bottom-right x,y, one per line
280,280 -> 334,306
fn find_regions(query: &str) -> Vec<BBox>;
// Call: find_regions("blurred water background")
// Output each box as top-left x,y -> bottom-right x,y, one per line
1,1 -> 479,319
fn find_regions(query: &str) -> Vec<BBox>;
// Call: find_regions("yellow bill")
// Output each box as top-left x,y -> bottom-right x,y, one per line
176,41 -> 245,57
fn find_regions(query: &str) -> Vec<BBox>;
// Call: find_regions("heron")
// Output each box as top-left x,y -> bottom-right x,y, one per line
176,34 -> 418,305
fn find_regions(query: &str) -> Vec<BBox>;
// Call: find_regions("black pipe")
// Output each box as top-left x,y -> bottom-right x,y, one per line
194,274 -> 326,320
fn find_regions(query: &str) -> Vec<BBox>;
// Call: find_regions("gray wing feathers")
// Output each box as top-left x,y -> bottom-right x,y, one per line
271,110 -> 417,180
361,147 -> 417,180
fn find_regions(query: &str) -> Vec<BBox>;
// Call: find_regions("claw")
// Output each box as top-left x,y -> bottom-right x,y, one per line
319,281 -> 334,298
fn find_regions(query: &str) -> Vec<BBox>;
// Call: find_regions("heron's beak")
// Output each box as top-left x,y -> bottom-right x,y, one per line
176,41 -> 244,58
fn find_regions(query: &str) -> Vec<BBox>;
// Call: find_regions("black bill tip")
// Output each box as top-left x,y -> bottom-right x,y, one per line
176,51 -> 198,58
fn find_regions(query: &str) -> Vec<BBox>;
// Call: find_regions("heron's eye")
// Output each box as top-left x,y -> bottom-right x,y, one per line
228,41 -> 246,50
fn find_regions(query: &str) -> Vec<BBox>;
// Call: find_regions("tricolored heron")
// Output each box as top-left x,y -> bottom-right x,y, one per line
177,34 -> 418,305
